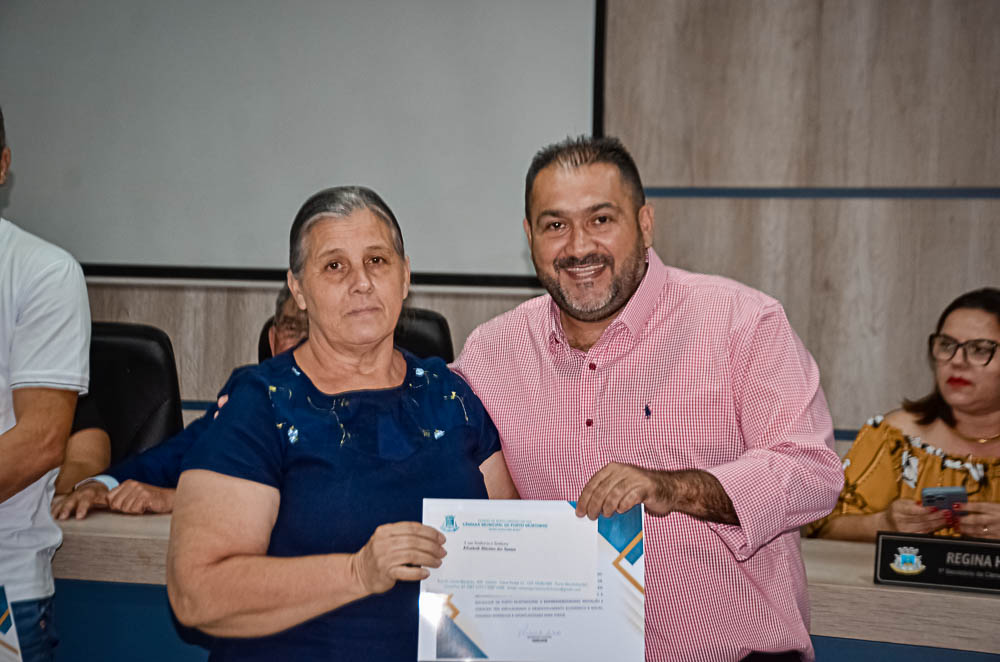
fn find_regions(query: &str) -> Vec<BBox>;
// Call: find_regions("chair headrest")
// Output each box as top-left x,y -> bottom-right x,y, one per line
89,321 -> 184,463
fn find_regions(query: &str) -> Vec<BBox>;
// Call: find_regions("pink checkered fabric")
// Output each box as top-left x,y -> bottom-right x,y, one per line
454,249 -> 843,662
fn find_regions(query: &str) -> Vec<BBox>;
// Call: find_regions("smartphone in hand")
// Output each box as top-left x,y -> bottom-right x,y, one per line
921,486 -> 968,514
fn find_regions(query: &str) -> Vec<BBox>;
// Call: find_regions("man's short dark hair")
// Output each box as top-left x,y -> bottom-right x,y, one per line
0,104 -> 6,151
524,136 -> 645,220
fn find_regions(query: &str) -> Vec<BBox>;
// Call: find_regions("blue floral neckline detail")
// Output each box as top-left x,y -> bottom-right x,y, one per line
265,350 -> 469,458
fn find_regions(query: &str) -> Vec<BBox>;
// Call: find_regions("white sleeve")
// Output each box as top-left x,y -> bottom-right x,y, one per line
75,475 -> 119,491
10,257 -> 91,394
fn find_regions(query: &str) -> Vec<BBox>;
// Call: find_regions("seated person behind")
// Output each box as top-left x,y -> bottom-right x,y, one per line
52,285 -> 308,519
167,185 -> 517,660
808,287 -> 1000,540
53,394 -> 111,496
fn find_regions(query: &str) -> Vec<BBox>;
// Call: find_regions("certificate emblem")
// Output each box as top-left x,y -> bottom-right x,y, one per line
441,515 -> 459,532
890,546 -> 925,575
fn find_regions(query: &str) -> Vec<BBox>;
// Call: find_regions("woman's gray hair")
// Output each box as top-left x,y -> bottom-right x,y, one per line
289,186 -> 404,276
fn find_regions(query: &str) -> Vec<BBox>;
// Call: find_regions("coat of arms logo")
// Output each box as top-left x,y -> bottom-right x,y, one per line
890,546 -> 926,575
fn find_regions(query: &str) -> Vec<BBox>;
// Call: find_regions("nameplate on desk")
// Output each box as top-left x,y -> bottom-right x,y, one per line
874,531 -> 1000,594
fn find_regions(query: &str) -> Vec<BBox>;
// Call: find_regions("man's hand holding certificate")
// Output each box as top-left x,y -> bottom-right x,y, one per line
418,499 -> 644,661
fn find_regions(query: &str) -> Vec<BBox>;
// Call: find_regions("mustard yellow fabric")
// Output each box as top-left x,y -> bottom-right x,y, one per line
806,416 -> 1000,537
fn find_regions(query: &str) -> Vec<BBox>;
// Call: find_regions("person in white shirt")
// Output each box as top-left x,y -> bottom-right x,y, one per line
0,104 -> 91,662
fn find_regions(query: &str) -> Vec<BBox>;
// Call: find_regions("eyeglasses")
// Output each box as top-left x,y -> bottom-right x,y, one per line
928,333 -> 998,366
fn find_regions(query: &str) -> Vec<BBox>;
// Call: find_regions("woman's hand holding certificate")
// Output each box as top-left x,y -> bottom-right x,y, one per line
351,522 -> 447,594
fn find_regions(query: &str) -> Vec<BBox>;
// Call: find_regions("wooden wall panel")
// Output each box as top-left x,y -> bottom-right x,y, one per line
607,0 -> 819,186
86,282 -> 538,402
607,0 -> 1000,186
807,199 -> 999,424
650,198 -> 819,331
651,197 -> 1000,426
87,282 -> 279,402
814,0 -> 1000,186
406,288 -> 542,356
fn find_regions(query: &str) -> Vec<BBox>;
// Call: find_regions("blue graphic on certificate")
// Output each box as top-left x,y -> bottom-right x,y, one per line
418,499 -> 644,661
0,586 -> 23,662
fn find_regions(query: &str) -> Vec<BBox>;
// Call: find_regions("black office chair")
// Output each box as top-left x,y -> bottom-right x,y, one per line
257,306 -> 455,363
257,320 -> 275,364
88,322 -> 184,464
396,306 -> 455,362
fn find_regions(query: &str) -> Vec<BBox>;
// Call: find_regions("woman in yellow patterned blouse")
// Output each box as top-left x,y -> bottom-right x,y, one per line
809,288 -> 1000,541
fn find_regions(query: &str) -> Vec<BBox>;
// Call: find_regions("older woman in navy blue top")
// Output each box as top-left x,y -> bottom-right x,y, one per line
167,186 -> 518,661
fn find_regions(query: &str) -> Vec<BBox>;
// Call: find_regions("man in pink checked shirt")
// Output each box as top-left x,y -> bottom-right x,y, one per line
452,136 -> 843,662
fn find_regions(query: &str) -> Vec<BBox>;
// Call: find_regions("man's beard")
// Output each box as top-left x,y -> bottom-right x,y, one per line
534,236 -> 647,323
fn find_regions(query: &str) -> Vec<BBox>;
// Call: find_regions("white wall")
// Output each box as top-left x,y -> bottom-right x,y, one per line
0,0 -> 594,275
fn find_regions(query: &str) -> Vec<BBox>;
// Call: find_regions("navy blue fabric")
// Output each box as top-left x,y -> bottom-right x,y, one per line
12,597 -> 58,662
106,367 -> 252,486
181,349 -> 500,662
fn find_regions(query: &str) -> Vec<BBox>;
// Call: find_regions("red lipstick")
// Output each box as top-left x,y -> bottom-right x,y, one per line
947,377 -> 972,387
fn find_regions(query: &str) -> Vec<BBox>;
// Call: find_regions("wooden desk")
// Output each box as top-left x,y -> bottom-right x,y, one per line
53,515 -> 1000,653
54,511 -> 171,586
804,539 -> 998,653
